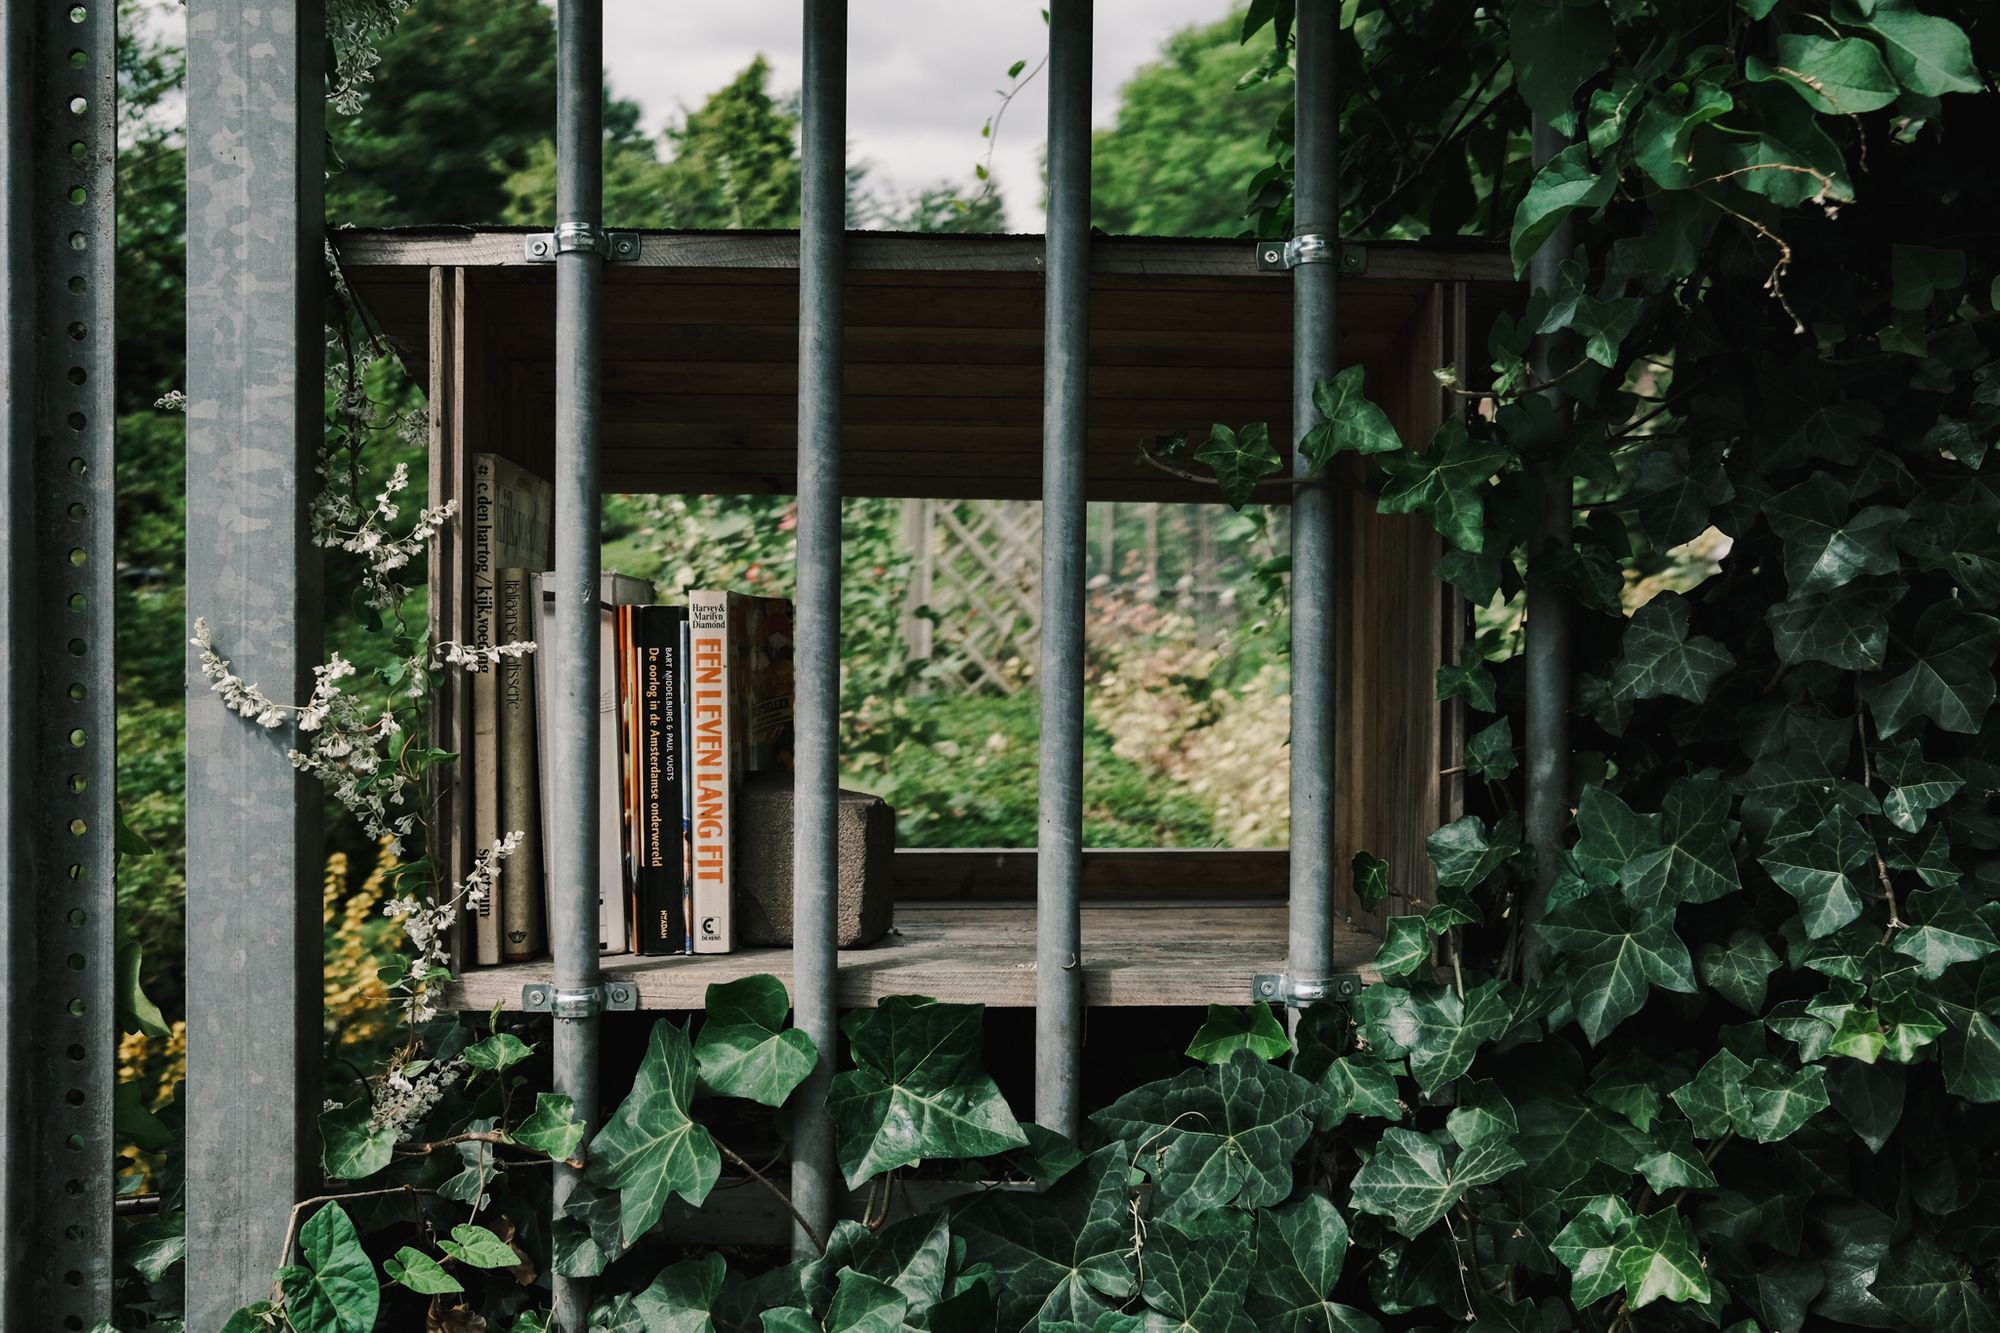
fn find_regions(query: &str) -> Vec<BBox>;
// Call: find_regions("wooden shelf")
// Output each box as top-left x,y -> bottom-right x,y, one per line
445,900 -> 1381,1011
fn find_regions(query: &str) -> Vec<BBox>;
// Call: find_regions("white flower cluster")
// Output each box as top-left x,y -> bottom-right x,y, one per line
288,653 -> 410,844
190,617 -> 291,729
369,1051 -> 468,1141
314,456 -> 458,616
434,638 -> 538,671
326,0 -> 414,116
382,832 -> 522,1025
154,389 -> 187,413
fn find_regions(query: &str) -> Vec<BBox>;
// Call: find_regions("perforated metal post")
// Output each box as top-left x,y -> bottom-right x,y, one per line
1036,0 -> 1092,1141
789,0 -> 847,1258
1520,116 -> 1574,983
548,0 -> 607,1324
0,0 -> 118,1324
184,0 -> 327,1323
1287,0 -> 1341,999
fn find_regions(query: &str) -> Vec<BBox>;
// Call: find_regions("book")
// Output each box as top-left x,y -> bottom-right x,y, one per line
497,569 -> 542,962
632,606 -> 689,954
530,571 -> 654,955
687,591 -> 795,953
468,454 -> 553,965
677,616 -> 694,953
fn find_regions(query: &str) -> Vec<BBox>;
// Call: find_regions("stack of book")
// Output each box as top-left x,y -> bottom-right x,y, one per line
467,453 -> 795,964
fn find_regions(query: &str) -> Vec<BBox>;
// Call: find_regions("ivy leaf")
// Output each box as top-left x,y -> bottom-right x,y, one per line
830,996 -> 1026,1188
1825,1058 -> 1906,1153
1861,0 -> 1982,96
1301,366 -> 1402,470
1506,0 -> 1612,135
1942,1009 -> 2000,1102
1356,980 -> 1516,1092
631,1252 -> 727,1333
695,976 -> 818,1107
1538,893 -> 1697,1044
1352,851 -> 1392,912
804,1213 -> 951,1318
550,1177 -> 626,1278
1091,1050 -> 1318,1219
1871,1236 -> 2000,1332
1623,779 -> 1741,908
1196,423 -> 1283,511
1618,1209 -> 1711,1307
1586,1049 -> 1665,1132
1633,78 -> 1735,190
1140,1222 -> 1256,1333
1611,594 -> 1736,703
1891,244 -> 1968,310
822,1270 -> 906,1333
320,1099 -> 395,1181
952,1143 -> 1137,1330
1378,416 -> 1510,553
1864,604 -> 2000,736
463,1031 -> 533,1072
1437,661 -> 1499,711
587,1020 -> 721,1245
384,1246 -> 463,1296
440,1223 -> 521,1270
1552,1195 -> 1636,1305
1426,813 -> 1518,890
1249,1195 -> 1382,1333
1876,740 -> 1964,833
1318,1054 -> 1406,1129
1892,890 -> 1999,980
1764,473 -> 1909,597
1511,142 -> 1616,274
1766,577 -> 1905,670
1571,293 -> 1645,367
1572,786 -> 1663,890
1635,445 -> 1734,551
1630,1118 -> 1718,1192
1758,809 -> 1874,939
1697,930 -> 1781,1014
1465,718 -> 1518,781
510,1092 -> 587,1162
278,1204 -> 378,1333
1750,33 -> 1900,113
1349,1128 -> 1520,1238
1372,918 -> 1434,979
1186,1003 -> 1292,1063
1446,1080 -> 1519,1148
1673,1051 -> 1829,1143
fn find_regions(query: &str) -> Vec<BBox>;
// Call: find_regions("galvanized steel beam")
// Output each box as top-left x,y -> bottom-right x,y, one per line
183,0 -> 327,1324
549,0 -> 608,1325
0,0 -> 118,1324
1520,117 -> 1575,984
1036,0 -> 1092,1140
1287,0 -> 1341,998
789,0 -> 848,1258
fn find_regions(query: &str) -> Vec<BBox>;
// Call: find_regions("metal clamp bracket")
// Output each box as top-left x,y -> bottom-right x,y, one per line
1253,972 -> 1365,1007
523,224 -> 641,263
522,981 -> 639,1017
1254,235 -> 1367,274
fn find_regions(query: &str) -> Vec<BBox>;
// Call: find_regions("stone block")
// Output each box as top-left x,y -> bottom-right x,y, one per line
738,775 -> 896,948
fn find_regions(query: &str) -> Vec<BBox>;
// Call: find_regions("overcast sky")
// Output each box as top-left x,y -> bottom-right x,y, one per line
601,1 -> 1238,230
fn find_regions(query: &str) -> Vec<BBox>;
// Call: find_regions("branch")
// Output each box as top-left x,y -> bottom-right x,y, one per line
714,1134 -> 825,1256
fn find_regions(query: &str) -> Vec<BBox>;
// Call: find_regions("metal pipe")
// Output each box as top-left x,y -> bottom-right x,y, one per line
549,0 -> 604,1324
1287,0 -> 1340,995
1520,117 -> 1573,984
789,0 -> 847,1259
1036,0 -> 1091,1141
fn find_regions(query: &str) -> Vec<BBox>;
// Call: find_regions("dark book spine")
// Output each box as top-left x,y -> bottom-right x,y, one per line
634,606 -> 688,954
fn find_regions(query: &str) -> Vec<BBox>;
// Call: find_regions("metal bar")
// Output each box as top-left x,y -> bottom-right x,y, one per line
1520,117 -> 1574,984
1287,0 -> 1340,997
184,0 -> 326,1323
790,0 -> 847,1258
1036,0 -> 1092,1141
1,0 -> 117,1321
549,0 -> 606,1324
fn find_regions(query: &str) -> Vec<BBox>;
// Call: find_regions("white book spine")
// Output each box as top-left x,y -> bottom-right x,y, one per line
469,457 -> 501,965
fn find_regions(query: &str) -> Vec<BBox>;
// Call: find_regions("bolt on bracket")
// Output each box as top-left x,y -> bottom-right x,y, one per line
522,981 -> 639,1017
1254,235 -> 1367,274
1252,971 -> 1365,1007
523,224 -> 641,263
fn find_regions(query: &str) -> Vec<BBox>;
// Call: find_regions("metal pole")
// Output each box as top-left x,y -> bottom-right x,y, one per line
184,1 -> 326,1324
1287,0 -> 1340,997
2,0 -> 117,1321
548,0 -> 606,1325
1520,117 -> 1573,984
1036,0 -> 1091,1141
790,0 -> 847,1258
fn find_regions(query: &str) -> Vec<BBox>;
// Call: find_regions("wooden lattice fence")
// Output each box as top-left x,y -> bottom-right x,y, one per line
901,498 -> 1041,693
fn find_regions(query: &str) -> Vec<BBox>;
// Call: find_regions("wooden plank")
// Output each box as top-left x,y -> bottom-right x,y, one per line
332,227 -> 1511,284
428,267 -> 470,966
442,901 -> 1379,1010
891,848 -> 1289,900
